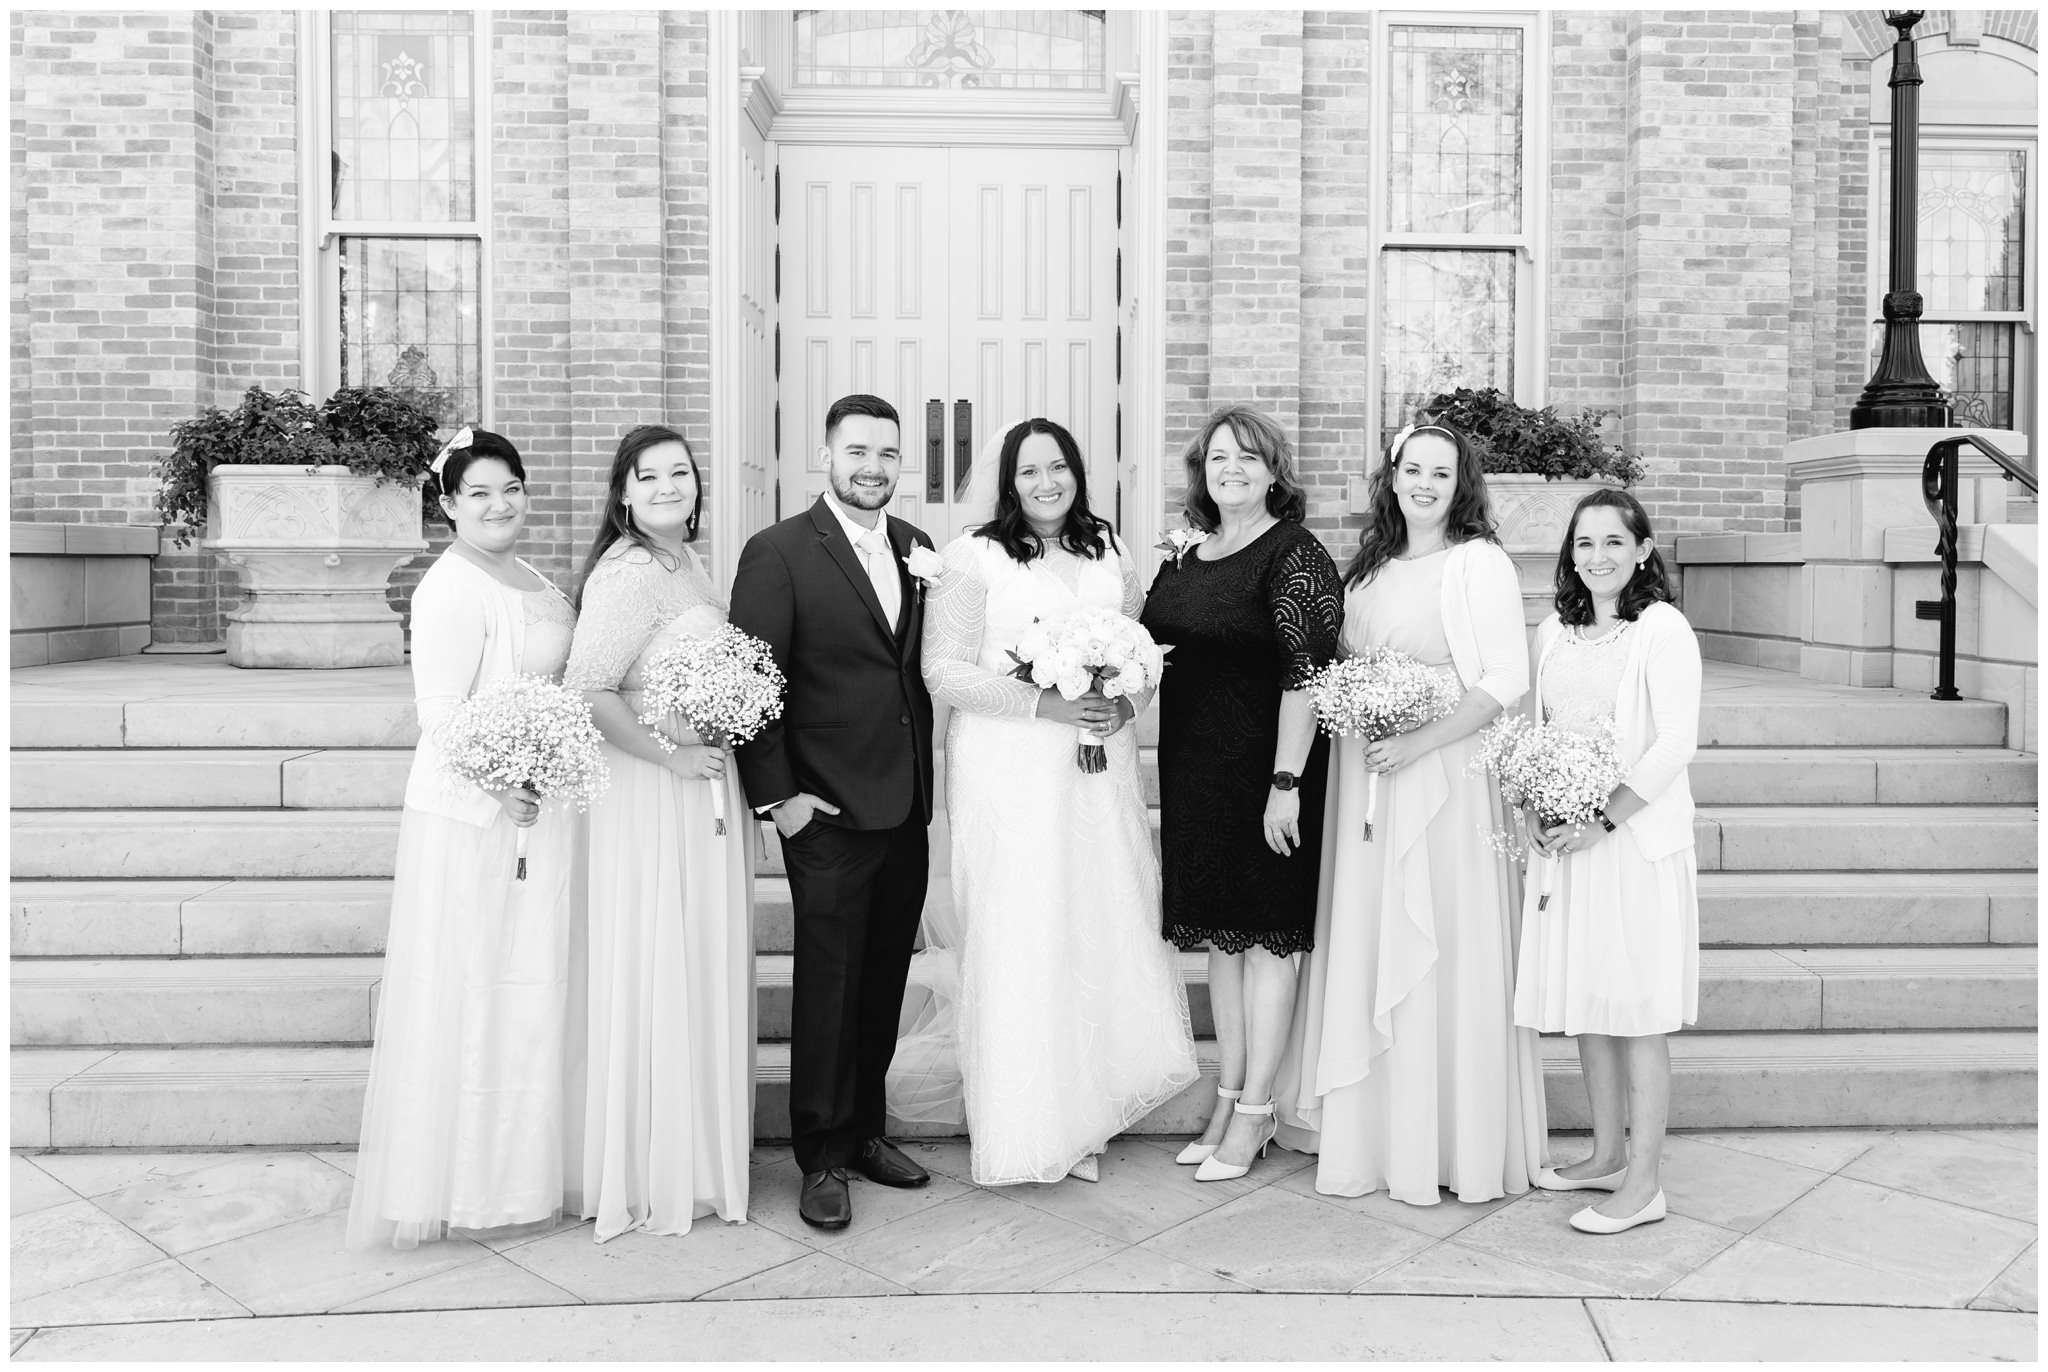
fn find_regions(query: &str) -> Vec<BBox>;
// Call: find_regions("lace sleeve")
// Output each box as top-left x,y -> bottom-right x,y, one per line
563,550 -> 661,692
920,537 -> 1042,720
1266,528 -> 1344,690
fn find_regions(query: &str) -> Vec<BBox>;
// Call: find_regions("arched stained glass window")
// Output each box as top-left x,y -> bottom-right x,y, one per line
793,10 -> 1105,91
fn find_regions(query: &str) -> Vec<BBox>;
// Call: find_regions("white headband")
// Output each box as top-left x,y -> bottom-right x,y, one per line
430,426 -> 474,478
1387,422 -> 1454,462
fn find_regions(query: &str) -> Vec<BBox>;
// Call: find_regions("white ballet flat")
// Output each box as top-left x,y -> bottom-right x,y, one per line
1066,1155 -> 1099,1183
1535,1164 -> 1628,1192
1569,1189 -> 1666,1234
1175,1086 -> 1241,1165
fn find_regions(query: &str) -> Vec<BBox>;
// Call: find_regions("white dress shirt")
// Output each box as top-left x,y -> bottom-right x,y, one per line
822,488 -> 902,631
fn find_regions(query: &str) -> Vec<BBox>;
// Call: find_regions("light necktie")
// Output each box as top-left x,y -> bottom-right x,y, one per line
857,525 -> 902,630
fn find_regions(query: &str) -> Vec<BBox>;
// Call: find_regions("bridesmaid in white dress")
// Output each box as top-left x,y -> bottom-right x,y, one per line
347,429 -> 581,1250
1274,422 -> 1546,1206
1517,488 -> 1701,1235
918,418 -> 1197,1186
563,425 -> 754,1242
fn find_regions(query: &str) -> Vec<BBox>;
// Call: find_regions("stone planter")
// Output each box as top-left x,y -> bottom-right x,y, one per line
1486,474 -> 1620,623
205,465 -> 427,669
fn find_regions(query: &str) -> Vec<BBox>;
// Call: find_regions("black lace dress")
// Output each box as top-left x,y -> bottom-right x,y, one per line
1140,520 -> 1344,956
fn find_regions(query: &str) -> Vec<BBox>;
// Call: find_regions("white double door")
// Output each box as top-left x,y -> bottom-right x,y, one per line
780,145 -> 1121,547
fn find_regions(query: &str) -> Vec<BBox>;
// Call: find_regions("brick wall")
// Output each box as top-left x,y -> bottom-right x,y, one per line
1161,10 -> 1214,519
1545,13 -> 1631,442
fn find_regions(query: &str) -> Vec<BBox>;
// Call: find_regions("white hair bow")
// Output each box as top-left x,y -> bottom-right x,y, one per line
430,426 -> 474,478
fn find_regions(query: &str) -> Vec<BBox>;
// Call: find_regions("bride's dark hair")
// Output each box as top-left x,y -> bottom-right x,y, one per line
974,417 -> 1114,565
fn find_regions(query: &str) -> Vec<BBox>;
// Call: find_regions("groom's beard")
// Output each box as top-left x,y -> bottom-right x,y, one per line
830,469 -> 896,511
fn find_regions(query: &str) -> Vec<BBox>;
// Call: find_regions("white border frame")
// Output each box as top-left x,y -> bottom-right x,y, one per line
300,9 -> 493,425
1364,10 -> 1549,461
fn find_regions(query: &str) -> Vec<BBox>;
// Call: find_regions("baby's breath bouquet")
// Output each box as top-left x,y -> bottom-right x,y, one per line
439,674 -> 610,880
1004,604 -> 1168,773
637,624 -> 787,833
1467,715 -> 1627,909
1308,647 -> 1464,840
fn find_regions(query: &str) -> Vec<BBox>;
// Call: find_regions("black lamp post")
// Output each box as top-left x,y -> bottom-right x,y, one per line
1850,10 -> 1951,429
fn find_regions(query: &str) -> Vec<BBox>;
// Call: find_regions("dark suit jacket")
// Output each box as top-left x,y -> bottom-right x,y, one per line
729,496 -> 936,831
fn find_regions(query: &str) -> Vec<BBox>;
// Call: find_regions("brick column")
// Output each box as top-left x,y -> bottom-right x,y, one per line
660,13 -> 712,566
1161,10 -> 1215,510
1206,10 -> 1303,434
1621,13 -> 1797,537
565,11 -> 668,571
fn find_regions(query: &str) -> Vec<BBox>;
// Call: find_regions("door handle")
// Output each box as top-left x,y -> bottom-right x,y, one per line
954,399 -> 972,499
926,400 -> 944,503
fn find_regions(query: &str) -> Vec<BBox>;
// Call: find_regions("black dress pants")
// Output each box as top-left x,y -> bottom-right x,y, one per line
781,814 -> 930,1174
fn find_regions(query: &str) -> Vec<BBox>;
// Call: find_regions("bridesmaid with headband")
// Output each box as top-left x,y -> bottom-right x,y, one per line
348,426 -> 584,1249
1272,419 -> 1546,1208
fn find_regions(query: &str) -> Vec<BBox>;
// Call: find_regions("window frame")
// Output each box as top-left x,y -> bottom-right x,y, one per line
299,12 -> 494,427
1365,9 -> 1549,460
1868,124 -> 2038,442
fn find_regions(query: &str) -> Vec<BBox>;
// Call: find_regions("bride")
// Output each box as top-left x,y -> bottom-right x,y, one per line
900,417 -> 1197,1186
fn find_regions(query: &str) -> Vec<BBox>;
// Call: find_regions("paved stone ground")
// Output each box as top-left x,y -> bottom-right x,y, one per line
11,1127 -> 2036,1360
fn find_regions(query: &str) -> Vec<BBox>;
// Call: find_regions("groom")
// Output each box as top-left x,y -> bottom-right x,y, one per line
730,393 -> 937,1230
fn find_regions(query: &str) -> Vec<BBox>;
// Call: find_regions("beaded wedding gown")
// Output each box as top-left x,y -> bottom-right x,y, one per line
563,544 -> 754,1241
910,530 -> 1198,1185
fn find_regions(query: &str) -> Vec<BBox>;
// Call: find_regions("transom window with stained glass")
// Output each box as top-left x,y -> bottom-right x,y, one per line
1374,18 -> 1539,445
320,11 -> 483,430
794,10 -> 1105,90
1874,144 -> 2033,432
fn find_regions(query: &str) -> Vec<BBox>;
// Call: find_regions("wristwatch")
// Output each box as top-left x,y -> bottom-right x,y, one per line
1271,771 -> 1299,791
1594,809 -> 1617,832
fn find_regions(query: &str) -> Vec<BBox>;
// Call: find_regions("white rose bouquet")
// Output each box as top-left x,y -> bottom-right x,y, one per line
637,623 -> 787,834
1004,604 -> 1168,774
439,674 -> 610,880
1308,647 -> 1464,840
1467,715 -> 1628,909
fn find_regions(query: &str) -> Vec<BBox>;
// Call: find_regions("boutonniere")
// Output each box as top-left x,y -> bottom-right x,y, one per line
904,545 -> 945,592
1155,527 -> 1209,568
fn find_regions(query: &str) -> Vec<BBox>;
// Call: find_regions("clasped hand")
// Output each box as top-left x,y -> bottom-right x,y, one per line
1528,814 -> 1605,858
1038,688 -> 1131,738
488,785 -> 541,828
1360,723 -> 1428,775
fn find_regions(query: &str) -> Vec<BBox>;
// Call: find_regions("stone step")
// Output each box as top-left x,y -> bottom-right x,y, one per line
9,749 -> 413,810
15,942 -> 2033,1050
1693,693 -> 2008,748
1695,806 -> 2037,872
11,959 -> 382,1047
13,1029 -> 2034,1148
12,870 -> 2036,961
15,742 -> 2033,811
19,800 -> 2034,881
1686,747 -> 2038,807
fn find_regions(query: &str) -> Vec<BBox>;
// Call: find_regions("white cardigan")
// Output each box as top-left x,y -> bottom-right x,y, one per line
402,550 -> 561,827
1529,600 -> 1702,862
1438,539 -> 1530,711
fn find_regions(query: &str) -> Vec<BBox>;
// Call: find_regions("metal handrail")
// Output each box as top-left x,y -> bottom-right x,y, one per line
1918,434 -> 2036,701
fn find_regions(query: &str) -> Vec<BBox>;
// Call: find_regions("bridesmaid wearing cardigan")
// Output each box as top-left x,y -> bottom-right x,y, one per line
1274,421 -> 1546,1207
347,429 -> 580,1249
1516,488 -> 1701,1235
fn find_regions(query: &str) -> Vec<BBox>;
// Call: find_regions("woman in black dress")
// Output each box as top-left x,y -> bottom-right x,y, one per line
1140,404 -> 1343,1182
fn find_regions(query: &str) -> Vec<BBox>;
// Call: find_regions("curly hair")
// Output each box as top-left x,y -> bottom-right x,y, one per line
1552,487 -> 1677,625
1342,421 -> 1498,590
1180,404 -> 1311,532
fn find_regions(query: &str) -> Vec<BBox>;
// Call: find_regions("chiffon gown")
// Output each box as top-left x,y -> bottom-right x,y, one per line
1513,623 -> 1701,1036
563,544 -> 755,1242
347,562 -> 579,1250
1274,550 -> 1546,1205
918,532 -> 1198,1185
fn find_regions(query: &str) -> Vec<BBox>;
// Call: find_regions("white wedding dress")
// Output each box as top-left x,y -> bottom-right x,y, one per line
910,529 -> 1198,1185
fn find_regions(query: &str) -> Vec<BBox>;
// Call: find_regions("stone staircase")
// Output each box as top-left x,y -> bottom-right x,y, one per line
10,655 -> 2037,1149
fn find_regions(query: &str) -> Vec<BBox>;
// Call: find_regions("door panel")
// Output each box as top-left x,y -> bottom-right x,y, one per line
781,146 -> 950,529
777,145 -> 1119,547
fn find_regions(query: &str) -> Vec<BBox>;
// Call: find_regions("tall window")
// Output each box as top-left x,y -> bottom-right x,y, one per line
315,12 -> 486,429
1875,140 -> 2034,435
1371,14 -> 1543,450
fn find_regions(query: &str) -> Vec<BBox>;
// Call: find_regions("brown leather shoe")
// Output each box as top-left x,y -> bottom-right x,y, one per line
851,1137 -> 931,1189
799,1167 -> 852,1229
